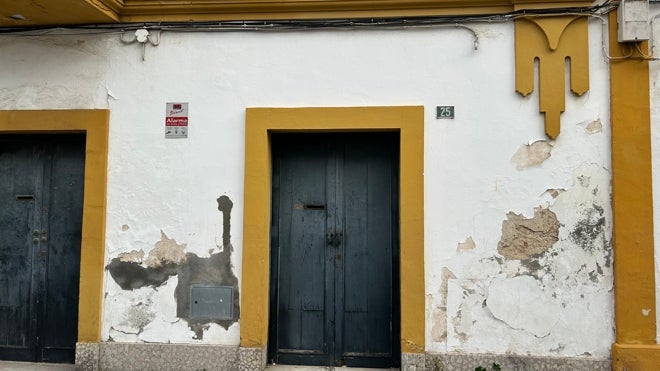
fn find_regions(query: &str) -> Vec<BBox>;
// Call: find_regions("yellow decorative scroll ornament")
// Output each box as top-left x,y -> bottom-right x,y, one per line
515,15 -> 589,138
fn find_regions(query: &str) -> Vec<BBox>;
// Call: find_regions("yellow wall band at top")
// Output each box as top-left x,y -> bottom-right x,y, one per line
240,106 -> 425,354
0,109 -> 109,342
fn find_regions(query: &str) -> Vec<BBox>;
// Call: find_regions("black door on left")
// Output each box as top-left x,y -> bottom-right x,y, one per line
0,135 -> 86,363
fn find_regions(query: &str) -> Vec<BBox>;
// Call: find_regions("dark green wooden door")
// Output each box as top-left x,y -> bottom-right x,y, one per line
269,133 -> 400,368
0,135 -> 85,363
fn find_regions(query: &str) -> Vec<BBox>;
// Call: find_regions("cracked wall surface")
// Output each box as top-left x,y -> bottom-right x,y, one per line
431,163 -> 613,357
425,19 -> 612,355
0,20 -> 613,360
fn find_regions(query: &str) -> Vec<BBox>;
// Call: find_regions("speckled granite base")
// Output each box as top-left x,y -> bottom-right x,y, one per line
76,344 -> 612,371
75,342 -> 99,371
402,353 -> 427,371
425,353 -> 611,371
239,346 -> 267,371
76,343 -> 240,371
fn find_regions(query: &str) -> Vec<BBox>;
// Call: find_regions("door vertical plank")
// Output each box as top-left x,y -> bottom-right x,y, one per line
276,144 -> 299,350
0,138 -> 42,361
42,136 -> 85,363
271,135 -> 330,365
365,137 -> 394,356
342,139 -> 369,357
324,138 -> 337,366
296,141 -> 326,352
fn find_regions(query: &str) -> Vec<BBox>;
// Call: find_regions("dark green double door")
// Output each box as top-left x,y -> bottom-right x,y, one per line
269,133 -> 400,368
0,135 -> 85,363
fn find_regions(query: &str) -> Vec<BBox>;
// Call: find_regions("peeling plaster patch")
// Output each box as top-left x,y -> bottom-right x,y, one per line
520,258 -> 548,279
584,119 -> 603,134
440,267 -> 457,305
108,327 -> 139,342
511,140 -> 553,170
441,164 -> 613,356
105,85 -> 118,101
432,267 -> 457,342
643,309 -> 651,316
105,195 -> 241,339
497,208 -> 559,260
486,276 -> 560,337
446,279 -> 506,351
118,250 -> 144,263
431,308 -> 448,343
121,302 -> 155,334
451,309 -> 468,343
456,236 -> 476,251
144,231 -> 187,268
577,175 -> 590,188
543,188 -> 566,199
190,323 -> 211,340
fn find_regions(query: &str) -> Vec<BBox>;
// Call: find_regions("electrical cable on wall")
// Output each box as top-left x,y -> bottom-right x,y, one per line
0,2 -> 618,35
2,0 -> 654,62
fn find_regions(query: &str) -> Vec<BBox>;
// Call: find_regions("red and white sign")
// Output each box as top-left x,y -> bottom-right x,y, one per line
165,102 -> 188,138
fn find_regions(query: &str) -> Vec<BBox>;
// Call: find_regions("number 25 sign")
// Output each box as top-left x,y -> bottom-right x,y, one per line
436,106 -> 455,119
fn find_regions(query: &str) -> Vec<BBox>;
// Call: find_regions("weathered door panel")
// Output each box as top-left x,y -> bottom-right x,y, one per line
0,142 -> 42,361
270,137 -> 332,366
40,137 -> 85,363
0,135 -> 85,363
340,135 -> 399,368
269,133 -> 400,368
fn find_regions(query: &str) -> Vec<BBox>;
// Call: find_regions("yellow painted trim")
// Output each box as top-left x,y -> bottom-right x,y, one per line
119,0 -> 591,19
613,344 -> 660,371
608,10 -> 659,369
0,110 -> 109,342
240,106 -> 425,354
1,0 -> 592,27
514,11 -> 589,138
0,0 -> 118,27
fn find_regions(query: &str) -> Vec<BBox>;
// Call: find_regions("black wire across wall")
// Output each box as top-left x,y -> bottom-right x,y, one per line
0,1 -> 618,35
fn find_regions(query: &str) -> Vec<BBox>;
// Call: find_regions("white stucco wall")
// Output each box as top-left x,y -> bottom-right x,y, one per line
0,19 -> 613,358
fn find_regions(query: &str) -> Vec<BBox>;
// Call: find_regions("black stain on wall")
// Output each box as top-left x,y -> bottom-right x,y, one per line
106,260 -> 178,290
105,195 -> 241,339
569,204 -> 606,253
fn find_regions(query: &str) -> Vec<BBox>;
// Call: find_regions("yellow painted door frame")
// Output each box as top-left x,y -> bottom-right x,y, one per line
0,110 -> 109,343
239,106 -> 425,356
608,9 -> 660,370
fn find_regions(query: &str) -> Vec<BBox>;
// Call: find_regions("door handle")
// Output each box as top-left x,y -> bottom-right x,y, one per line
326,230 -> 342,247
334,230 -> 342,247
326,231 -> 335,246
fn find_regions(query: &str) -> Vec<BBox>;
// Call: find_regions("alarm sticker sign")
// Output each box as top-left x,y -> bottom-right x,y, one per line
165,102 -> 188,138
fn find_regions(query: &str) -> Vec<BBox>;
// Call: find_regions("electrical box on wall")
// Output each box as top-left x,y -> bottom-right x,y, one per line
190,285 -> 233,320
618,0 -> 651,42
